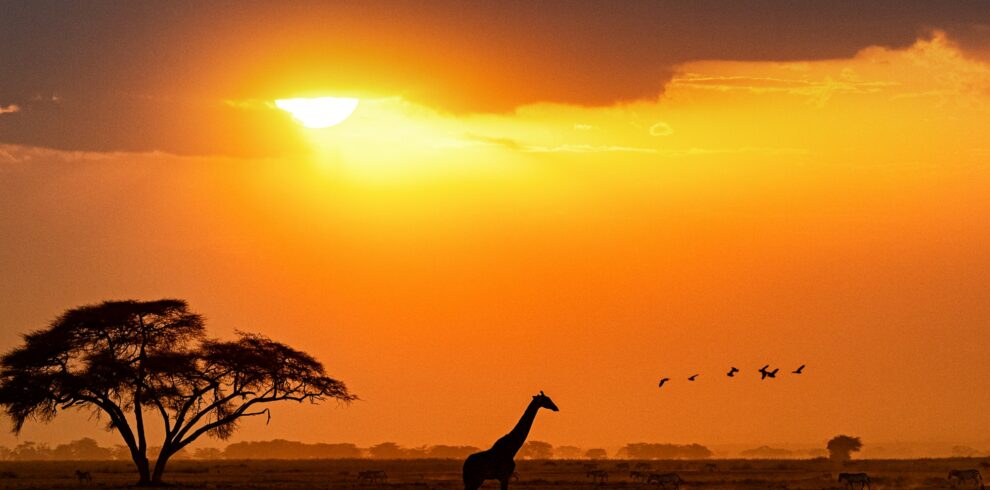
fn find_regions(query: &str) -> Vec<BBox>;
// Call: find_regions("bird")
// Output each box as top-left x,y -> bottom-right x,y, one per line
727,367 -> 739,377
759,365 -> 779,379
688,374 -> 699,381
793,364 -> 805,374
658,377 -> 670,388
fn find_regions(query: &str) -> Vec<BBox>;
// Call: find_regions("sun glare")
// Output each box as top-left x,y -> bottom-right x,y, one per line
275,97 -> 360,128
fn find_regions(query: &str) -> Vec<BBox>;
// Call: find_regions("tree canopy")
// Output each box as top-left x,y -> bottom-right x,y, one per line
518,440 -> 554,460
826,435 -> 863,463
0,299 -> 354,486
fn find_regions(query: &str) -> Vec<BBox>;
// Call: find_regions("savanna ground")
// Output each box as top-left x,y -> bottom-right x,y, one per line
0,458 -> 987,489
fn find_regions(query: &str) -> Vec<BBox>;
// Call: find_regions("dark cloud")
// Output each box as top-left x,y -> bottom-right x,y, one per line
1,0 -> 989,155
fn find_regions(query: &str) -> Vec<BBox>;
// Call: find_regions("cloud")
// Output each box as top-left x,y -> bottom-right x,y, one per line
459,133 -> 526,151
668,74 -> 898,108
524,144 -> 658,154
1,30 -> 988,159
0,104 -> 19,115
649,122 -> 674,137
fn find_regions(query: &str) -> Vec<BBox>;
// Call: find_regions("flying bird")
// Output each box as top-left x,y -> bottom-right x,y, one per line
759,365 -> 779,379
658,377 -> 670,388
688,374 -> 699,381
727,367 -> 739,377
793,364 -> 805,374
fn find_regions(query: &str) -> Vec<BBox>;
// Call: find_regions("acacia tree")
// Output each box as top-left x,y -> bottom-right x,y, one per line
826,435 -> 862,463
518,440 -> 554,460
0,299 -> 354,486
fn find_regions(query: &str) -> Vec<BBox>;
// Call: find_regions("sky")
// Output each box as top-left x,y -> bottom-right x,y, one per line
2,1 -> 990,455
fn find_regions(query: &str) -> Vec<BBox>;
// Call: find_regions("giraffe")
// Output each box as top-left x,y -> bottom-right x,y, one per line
463,391 -> 559,490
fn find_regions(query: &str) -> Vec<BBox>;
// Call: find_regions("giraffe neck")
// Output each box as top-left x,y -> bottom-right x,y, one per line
494,400 -> 541,457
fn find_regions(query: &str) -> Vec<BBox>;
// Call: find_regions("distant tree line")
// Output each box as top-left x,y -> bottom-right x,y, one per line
739,445 -> 828,459
617,443 -> 714,459
9,438 -> 891,461
0,439 -> 479,461
0,438 -> 199,461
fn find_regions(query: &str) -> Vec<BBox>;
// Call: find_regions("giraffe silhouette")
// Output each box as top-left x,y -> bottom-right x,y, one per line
463,391 -> 559,490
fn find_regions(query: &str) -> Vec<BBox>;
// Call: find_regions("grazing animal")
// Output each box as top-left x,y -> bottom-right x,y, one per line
357,470 -> 388,484
587,470 -> 608,485
658,377 -> 670,388
647,472 -> 684,489
630,470 -> 648,482
463,391 -> 559,490
837,472 -> 871,489
703,462 -> 717,472
727,367 -> 739,377
75,470 -> 92,483
948,469 -> 984,488
759,365 -> 779,379
793,364 -> 805,374
687,374 -> 699,381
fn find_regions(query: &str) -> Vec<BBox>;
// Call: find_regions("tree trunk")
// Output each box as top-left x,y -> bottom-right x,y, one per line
150,448 -> 172,485
133,453 -> 151,486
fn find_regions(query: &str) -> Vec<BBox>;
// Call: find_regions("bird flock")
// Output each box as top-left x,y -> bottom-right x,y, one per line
658,364 -> 805,388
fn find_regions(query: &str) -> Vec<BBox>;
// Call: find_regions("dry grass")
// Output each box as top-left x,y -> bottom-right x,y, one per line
0,457 -> 986,489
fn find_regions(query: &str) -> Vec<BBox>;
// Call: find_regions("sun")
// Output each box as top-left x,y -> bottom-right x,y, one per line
275,97 -> 359,128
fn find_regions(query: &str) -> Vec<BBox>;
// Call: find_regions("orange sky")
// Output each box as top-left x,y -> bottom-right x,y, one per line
3,4 -> 990,456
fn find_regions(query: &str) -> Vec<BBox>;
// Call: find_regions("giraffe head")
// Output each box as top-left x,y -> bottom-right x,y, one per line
533,390 -> 559,411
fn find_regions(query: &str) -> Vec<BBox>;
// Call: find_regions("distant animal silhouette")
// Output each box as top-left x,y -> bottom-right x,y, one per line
75,470 -> 92,483
647,472 -> 683,489
727,367 -> 739,377
358,470 -> 388,484
658,377 -> 670,388
463,391 -> 559,490
587,470 -> 608,485
793,364 -> 805,374
615,462 -> 630,470
634,462 -> 652,470
759,365 -> 779,379
687,374 -> 699,381
838,472 -> 871,489
703,462 -> 717,472
948,469 -> 984,488
629,470 -> 648,482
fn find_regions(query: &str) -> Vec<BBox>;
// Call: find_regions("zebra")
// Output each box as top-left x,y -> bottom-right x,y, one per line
587,470 -> 608,485
949,469 -> 984,489
837,472 -> 871,489
629,470 -> 648,482
357,470 -> 388,484
74,470 -> 92,483
647,472 -> 683,489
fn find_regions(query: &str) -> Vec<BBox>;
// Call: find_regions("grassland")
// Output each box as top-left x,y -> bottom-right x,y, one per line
0,457 -> 987,489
